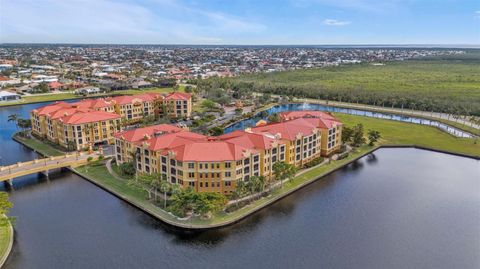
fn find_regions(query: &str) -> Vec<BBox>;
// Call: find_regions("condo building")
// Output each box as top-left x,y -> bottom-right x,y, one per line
114,111 -> 342,194
30,92 -> 192,150
31,101 -> 121,150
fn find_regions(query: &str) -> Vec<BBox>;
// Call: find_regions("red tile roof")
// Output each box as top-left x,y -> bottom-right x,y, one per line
219,130 -> 283,149
48,81 -> 64,89
172,141 -> 254,162
164,92 -> 191,101
114,124 -> 185,142
59,110 -> 120,124
279,110 -> 336,121
108,93 -> 161,105
251,118 -> 318,141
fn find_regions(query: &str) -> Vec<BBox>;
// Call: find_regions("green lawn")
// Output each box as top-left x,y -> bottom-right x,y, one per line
0,87 -> 180,107
334,113 -> 480,157
74,146 -> 376,228
13,134 -> 64,157
0,219 -> 13,266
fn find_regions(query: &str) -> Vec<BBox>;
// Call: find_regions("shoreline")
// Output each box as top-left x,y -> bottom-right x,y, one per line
0,216 -> 14,268
224,101 -> 479,137
72,145 -> 477,230
10,124 -> 479,230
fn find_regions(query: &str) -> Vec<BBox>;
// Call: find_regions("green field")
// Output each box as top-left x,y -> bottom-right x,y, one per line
334,113 -> 480,157
234,52 -> 480,115
0,218 -> 13,266
0,87 -> 181,107
13,134 -> 64,157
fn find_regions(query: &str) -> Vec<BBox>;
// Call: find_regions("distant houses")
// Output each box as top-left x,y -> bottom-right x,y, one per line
0,90 -> 21,102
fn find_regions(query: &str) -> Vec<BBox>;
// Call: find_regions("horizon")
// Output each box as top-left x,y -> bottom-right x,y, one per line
1,43 -> 479,48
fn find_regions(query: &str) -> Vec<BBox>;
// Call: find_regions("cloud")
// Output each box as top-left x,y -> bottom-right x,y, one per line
323,19 -> 351,26
297,0 -> 411,13
0,0 -> 266,44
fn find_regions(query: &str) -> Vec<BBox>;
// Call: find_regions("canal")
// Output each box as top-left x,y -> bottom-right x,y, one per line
224,103 -> 474,137
1,102 -> 479,269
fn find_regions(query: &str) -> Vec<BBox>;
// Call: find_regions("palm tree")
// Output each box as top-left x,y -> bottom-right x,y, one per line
159,175 -> 171,209
8,114 -> 20,130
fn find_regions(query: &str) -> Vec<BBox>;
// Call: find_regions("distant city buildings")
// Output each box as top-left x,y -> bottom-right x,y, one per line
0,45 -> 464,95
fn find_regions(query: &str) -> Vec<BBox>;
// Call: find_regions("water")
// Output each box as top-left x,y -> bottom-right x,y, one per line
1,103 -> 479,269
224,103 -> 474,138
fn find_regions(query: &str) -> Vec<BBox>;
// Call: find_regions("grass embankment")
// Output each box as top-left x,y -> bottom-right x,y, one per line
0,86 -> 182,107
15,111 -> 479,228
13,134 -> 64,157
0,218 -> 13,267
74,146 -> 375,228
335,113 -> 480,157
299,98 -> 480,136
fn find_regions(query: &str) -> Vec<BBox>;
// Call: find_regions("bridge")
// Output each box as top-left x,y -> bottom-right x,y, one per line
0,152 -> 101,185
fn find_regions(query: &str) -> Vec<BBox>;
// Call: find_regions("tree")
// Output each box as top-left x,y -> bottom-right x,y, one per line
235,107 -> 243,116
119,162 -> 136,176
232,180 -> 247,202
7,114 -> 19,129
267,113 -> 281,123
67,140 -> 77,151
0,192 -> 13,226
367,130 -> 381,146
17,118 -> 32,136
341,126 -> 354,144
158,176 -> 171,209
209,126 -> 224,136
272,162 -> 297,189
352,124 -> 366,146
129,173 -> 157,200
194,192 -> 228,218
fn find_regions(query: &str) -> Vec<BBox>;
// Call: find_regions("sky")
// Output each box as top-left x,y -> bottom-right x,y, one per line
1,0 -> 479,45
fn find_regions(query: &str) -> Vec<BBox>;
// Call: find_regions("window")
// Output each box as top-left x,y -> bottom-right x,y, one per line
211,163 -> 215,169
253,155 -> 259,162
225,171 -> 231,177
170,159 -> 176,166
199,163 -> 203,169
225,162 -> 231,168
189,172 -> 195,178
272,148 -> 277,154
225,181 -> 231,187
188,163 -> 195,169
236,160 -> 242,166
244,158 -> 250,165
189,182 -> 195,187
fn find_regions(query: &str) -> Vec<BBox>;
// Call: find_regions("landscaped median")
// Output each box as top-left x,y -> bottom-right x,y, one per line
0,216 -> 14,268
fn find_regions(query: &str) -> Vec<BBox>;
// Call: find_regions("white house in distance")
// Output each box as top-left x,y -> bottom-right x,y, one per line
0,91 -> 21,102
75,86 -> 102,95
